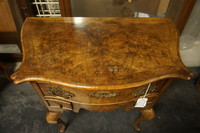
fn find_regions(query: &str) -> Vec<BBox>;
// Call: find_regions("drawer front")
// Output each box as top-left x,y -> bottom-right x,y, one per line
132,80 -> 165,98
37,80 -> 166,104
46,99 -> 72,110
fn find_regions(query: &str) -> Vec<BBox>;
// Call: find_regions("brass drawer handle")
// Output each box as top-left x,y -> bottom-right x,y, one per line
46,87 -> 75,99
89,91 -> 119,98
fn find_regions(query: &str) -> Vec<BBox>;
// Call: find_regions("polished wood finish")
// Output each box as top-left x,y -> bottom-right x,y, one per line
11,17 -> 192,132
33,80 -> 165,113
37,80 -> 165,104
11,17 -> 192,88
15,0 -> 195,35
134,108 -> 155,131
46,111 -> 66,132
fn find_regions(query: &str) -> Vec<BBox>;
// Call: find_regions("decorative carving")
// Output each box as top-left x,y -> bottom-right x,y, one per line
132,85 -> 158,97
46,87 -> 75,99
89,91 -> 119,98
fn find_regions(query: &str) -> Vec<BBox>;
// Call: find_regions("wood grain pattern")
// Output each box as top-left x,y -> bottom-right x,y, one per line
10,17 -> 193,132
37,81 -> 163,104
11,17 -> 192,89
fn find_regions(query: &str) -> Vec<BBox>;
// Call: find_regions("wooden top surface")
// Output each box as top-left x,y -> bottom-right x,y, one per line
11,17 -> 192,89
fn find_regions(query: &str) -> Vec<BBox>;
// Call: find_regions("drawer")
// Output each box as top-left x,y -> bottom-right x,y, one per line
72,95 -> 157,112
46,99 -> 72,110
36,80 -> 166,104
132,80 -> 165,98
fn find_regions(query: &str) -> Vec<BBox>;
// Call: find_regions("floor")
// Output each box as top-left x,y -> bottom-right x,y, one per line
0,67 -> 200,133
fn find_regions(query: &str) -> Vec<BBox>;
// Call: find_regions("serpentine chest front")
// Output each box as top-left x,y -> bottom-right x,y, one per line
11,17 -> 192,132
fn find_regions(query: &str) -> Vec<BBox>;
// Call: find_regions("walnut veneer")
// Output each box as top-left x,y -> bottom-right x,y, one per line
11,17 -> 192,132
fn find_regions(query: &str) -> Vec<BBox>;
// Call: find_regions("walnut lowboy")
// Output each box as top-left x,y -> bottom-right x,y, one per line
11,17 -> 193,132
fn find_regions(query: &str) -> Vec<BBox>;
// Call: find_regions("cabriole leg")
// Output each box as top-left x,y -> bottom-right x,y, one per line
46,111 -> 66,132
133,108 -> 155,131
